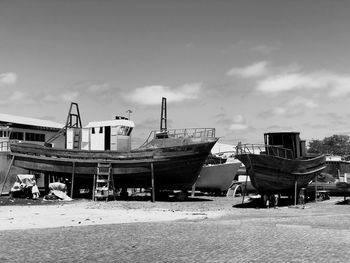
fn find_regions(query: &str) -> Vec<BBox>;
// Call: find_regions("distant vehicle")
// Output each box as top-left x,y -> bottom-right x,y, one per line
307,159 -> 350,198
227,164 -> 256,197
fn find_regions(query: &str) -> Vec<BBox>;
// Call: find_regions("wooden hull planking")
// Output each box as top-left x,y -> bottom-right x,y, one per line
10,138 -> 218,190
236,154 -> 326,194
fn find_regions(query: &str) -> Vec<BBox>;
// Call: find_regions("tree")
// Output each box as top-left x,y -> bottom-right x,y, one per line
308,135 -> 350,155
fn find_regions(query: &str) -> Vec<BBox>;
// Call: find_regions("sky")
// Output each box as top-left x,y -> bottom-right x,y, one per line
1,0 -> 350,148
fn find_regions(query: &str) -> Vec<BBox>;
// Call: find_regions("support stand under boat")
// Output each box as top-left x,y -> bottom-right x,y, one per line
0,156 -> 14,196
151,162 -> 155,203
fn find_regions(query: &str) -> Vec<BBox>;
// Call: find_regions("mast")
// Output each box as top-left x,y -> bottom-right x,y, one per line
160,97 -> 167,132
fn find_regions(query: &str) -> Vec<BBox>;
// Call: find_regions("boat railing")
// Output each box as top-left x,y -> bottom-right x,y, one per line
141,128 -> 216,147
236,144 -> 294,159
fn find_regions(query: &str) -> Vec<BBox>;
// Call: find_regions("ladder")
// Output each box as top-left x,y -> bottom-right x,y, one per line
93,163 -> 116,201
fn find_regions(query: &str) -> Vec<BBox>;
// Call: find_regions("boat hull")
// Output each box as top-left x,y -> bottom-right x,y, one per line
193,161 -> 241,192
10,138 -> 217,190
236,154 -> 326,195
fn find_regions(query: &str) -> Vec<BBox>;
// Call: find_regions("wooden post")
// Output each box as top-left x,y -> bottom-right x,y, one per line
0,156 -> 14,196
191,183 -> 196,197
294,178 -> 297,206
92,173 -> 96,201
70,161 -> 75,198
315,174 -> 317,203
241,174 -> 249,204
151,162 -> 155,202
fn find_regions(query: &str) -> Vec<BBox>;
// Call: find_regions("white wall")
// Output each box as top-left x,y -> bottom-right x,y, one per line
81,128 -> 90,150
90,127 -> 105,150
66,129 -> 74,149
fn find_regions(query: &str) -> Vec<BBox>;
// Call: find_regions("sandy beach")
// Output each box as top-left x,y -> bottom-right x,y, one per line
1,196 -> 350,263
0,196 -> 233,231
1,195 -> 349,231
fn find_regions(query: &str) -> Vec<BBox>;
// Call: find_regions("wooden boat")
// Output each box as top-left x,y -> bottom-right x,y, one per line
336,182 -> 350,194
235,132 -> 326,198
10,128 -> 218,191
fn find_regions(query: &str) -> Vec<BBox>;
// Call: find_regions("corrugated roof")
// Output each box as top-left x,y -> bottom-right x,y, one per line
85,119 -> 135,128
0,113 -> 63,129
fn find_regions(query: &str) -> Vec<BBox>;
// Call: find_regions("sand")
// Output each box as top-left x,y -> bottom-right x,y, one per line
0,199 -> 229,231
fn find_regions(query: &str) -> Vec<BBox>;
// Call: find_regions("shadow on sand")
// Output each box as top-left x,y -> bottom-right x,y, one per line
233,196 -> 297,209
335,199 -> 350,205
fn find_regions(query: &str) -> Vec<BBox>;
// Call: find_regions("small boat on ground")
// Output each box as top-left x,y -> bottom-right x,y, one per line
235,132 -> 326,205
192,152 -> 241,195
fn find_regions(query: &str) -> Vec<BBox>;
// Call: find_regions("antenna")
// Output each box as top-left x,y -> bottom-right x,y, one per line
126,109 -> 132,120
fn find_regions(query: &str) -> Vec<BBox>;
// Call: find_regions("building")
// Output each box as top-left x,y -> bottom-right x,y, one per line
0,113 -> 65,150
0,113 -> 64,194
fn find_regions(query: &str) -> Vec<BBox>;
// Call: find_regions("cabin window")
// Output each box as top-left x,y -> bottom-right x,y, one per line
92,128 -> 95,134
10,132 -> 24,140
25,133 -> 45,142
99,127 -> 103,133
0,131 -> 2,137
117,126 -> 124,135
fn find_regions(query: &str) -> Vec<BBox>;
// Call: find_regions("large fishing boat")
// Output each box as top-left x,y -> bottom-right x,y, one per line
6,100 -> 217,199
235,132 -> 326,204
10,129 -> 217,190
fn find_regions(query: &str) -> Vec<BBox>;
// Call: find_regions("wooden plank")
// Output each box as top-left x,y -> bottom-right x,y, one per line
71,161 -> 75,198
0,156 -> 14,196
151,162 -> 155,203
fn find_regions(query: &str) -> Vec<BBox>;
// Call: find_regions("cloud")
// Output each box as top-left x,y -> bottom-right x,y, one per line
229,123 -> 248,130
288,97 -> 318,108
0,72 -> 18,85
259,97 -> 318,118
128,83 -> 201,105
0,91 -> 36,105
61,91 -> 79,102
226,61 -> 269,78
86,82 -> 110,93
256,73 -> 322,93
9,91 -> 26,102
251,44 -> 279,54
228,61 -> 350,98
256,70 -> 350,97
229,114 -> 248,131
265,125 -> 293,131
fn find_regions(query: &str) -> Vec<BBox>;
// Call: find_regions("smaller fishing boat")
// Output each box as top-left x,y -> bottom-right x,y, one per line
236,132 -> 326,205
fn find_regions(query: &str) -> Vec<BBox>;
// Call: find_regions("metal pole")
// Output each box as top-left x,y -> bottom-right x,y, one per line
151,162 -> 155,202
70,161 -> 75,198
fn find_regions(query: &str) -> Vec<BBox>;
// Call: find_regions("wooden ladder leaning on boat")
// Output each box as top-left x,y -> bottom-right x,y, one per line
93,163 -> 116,201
